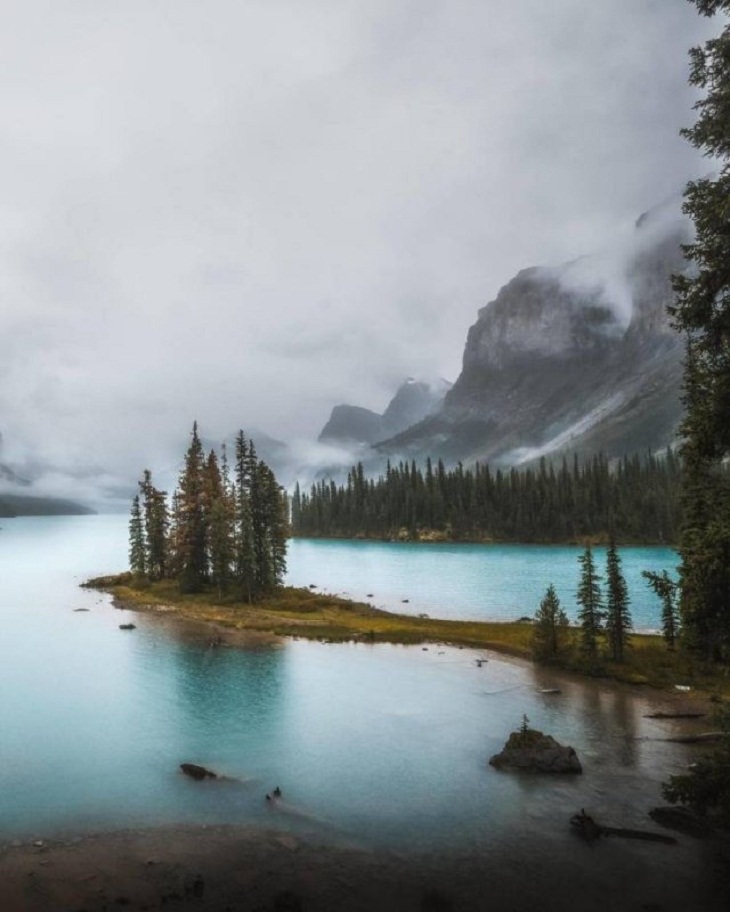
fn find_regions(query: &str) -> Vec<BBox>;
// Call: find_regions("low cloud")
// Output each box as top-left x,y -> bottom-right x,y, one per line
0,1 -> 717,503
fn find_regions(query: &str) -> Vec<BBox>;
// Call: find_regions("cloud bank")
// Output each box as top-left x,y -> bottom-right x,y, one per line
0,0 -> 718,499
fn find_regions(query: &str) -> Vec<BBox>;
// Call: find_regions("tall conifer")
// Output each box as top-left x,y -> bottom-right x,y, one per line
576,545 -> 603,661
605,538 -> 632,662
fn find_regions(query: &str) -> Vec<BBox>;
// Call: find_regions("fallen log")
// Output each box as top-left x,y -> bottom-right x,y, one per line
643,712 -> 705,720
570,810 -> 676,845
661,731 -> 723,744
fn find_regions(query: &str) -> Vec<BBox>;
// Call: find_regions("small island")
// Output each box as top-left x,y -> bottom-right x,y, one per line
489,717 -> 582,774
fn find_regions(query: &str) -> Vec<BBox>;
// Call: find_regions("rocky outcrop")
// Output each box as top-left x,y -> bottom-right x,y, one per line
489,728 -> 582,773
377,194 -> 690,467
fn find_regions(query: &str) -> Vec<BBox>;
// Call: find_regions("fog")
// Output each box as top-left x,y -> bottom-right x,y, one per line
0,0 -> 718,503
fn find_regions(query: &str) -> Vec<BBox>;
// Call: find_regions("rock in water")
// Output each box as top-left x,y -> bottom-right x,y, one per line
180,763 -> 217,780
489,728 -> 582,773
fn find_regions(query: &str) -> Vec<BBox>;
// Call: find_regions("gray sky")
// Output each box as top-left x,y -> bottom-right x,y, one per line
0,0 -> 718,494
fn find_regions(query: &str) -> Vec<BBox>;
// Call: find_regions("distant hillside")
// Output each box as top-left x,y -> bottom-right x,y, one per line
0,494 -> 94,518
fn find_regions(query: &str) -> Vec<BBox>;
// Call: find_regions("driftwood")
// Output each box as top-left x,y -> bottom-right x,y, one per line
644,712 -> 705,720
660,731 -> 723,744
119,623 -> 136,630
570,810 -> 677,845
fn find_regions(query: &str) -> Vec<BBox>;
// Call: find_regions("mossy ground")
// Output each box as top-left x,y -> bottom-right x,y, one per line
84,573 -> 730,698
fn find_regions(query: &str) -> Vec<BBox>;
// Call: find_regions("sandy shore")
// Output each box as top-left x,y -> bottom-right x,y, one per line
1,822 -> 728,912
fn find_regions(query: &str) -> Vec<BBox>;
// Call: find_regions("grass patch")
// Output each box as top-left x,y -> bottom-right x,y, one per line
83,575 -> 730,697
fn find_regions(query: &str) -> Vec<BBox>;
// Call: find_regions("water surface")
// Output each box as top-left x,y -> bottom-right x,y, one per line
0,516 -> 693,856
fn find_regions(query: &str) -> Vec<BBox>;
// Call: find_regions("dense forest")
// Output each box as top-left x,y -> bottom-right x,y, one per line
129,423 -> 288,600
291,451 -> 682,544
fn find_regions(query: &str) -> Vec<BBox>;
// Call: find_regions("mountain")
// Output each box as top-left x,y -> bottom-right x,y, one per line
376,196 -> 689,467
319,378 -> 451,446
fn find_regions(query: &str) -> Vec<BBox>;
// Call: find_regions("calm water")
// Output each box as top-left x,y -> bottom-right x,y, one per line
287,538 -> 679,630
0,515 -> 694,855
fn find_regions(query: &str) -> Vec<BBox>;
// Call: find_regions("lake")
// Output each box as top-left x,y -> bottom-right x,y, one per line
287,537 -> 678,630
0,515 -> 695,856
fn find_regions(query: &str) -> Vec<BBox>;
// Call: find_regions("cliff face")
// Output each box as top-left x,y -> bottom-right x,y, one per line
378,198 -> 689,466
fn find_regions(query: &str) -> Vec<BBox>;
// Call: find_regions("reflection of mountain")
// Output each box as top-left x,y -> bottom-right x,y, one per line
318,378 -> 451,446
372,196 -> 688,467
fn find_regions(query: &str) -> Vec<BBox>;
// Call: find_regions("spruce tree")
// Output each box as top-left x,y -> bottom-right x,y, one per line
532,583 -> 569,659
663,1 -> 730,822
576,545 -> 603,661
206,449 -> 234,597
176,421 -> 208,593
138,469 -> 168,580
128,494 -> 146,576
233,430 -> 256,602
605,538 -> 632,662
668,0 -> 730,662
642,570 -> 680,649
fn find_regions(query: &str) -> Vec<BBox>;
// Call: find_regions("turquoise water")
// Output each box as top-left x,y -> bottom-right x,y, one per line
287,538 -> 678,630
0,516 -> 692,853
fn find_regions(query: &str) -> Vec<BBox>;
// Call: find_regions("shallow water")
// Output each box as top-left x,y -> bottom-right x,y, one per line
0,516 -> 695,855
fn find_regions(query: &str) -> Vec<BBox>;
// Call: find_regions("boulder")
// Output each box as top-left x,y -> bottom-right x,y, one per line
489,728 -> 582,773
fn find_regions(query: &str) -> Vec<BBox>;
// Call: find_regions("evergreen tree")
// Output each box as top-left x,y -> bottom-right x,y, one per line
206,449 -> 234,597
176,421 -> 208,593
642,570 -> 680,649
532,583 -> 569,659
128,494 -> 146,576
605,538 -> 632,662
576,546 -> 603,661
668,0 -> 730,662
663,1 -> 730,823
233,431 -> 256,602
139,469 -> 168,580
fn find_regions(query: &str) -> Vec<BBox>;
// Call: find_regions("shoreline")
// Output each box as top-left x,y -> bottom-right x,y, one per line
1,821 -> 727,912
86,575 -> 730,698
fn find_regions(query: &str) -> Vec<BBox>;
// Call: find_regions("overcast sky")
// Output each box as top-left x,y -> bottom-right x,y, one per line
0,0 -> 719,492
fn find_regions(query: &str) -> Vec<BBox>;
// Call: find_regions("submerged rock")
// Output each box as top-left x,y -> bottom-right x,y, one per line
180,763 -> 217,781
489,728 -> 582,773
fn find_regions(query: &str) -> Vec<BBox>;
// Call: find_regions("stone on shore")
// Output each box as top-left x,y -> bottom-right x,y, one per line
489,728 -> 582,773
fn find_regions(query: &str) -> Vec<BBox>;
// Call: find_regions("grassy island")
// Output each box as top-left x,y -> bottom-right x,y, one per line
84,572 -> 730,698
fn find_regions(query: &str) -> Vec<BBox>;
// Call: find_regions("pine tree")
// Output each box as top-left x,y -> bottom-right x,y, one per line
176,421 -> 208,593
128,494 -> 146,576
605,538 -> 632,662
663,1 -> 730,821
138,470 -> 168,580
642,570 -> 680,649
233,431 -> 256,602
206,449 -> 234,597
668,0 -> 730,662
576,546 -> 603,661
532,583 -> 569,659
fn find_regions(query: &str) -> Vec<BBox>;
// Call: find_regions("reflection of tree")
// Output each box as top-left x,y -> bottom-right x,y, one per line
169,640 -> 286,769
611,691 -> 637,767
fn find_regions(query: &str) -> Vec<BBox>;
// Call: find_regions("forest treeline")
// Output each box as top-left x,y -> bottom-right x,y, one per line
291,451 -> 683,544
